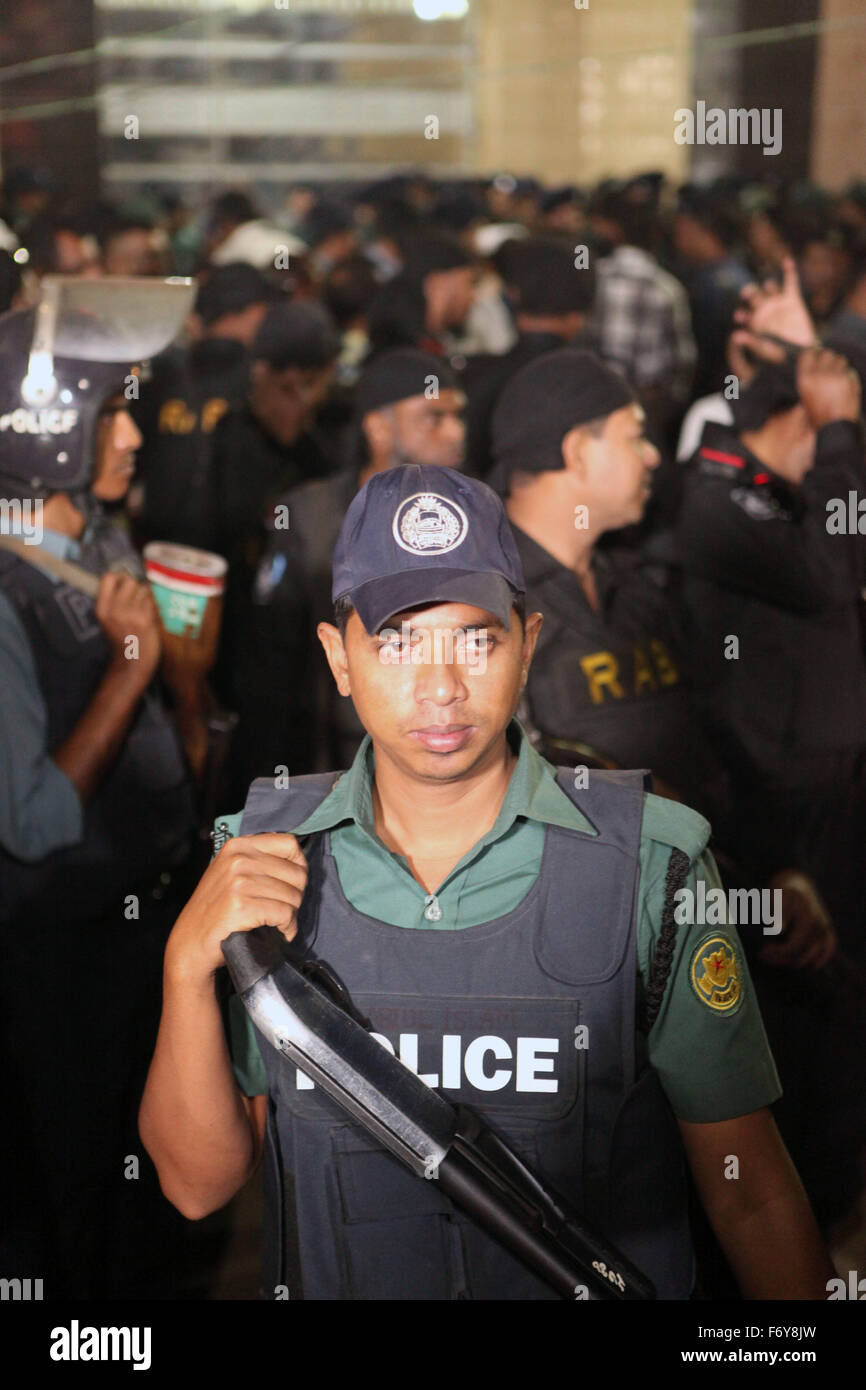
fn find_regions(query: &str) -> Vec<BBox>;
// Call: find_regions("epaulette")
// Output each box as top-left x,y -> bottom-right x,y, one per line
695,442 -> 752,478
696,443 -> 801,521
640,791 -> 711,864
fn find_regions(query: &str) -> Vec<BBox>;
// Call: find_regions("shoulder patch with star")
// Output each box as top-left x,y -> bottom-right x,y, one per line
690,934 -> 743,1013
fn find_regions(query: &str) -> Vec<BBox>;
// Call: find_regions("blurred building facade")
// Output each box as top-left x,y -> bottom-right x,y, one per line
1,0 -> 865,208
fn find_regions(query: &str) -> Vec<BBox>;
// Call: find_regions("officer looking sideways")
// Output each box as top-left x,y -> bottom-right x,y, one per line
0,277 -> 198,1296
140,464 -> 832,1300
487,349 -> 836,959
234,347 -> 466,785
486,348 -> 719,816
485,350 -> 846,1249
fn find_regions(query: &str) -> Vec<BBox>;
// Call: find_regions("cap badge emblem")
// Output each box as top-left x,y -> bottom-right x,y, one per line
393,492 -> 468,555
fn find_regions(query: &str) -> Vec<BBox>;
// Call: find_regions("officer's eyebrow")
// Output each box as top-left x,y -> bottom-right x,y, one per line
374,616 -> 506,636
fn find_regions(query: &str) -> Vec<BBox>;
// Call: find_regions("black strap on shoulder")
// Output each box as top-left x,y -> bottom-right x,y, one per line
643,846 -> 690,1032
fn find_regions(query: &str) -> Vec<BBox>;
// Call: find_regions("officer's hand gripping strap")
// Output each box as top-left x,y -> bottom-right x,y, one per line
222,924 -> 656,1302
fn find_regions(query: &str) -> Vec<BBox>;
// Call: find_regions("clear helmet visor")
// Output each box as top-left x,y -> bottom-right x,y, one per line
22,275 -> 194,405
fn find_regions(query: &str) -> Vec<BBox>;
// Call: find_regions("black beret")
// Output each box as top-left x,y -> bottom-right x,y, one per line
489,348 -> 634,486
401,231 -> 475,280
251,301 -> 340,370
194,262 -> 276,325
355,348 -> 457,416
502,236 -> 595,315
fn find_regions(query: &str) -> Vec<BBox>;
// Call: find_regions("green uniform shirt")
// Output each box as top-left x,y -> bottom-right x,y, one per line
220,720 -> 781,1123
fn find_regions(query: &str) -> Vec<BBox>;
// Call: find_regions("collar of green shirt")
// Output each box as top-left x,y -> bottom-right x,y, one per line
34,528 -> 81,561
293,717 -> 598,864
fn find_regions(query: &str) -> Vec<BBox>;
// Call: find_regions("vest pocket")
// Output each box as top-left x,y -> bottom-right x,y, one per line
532,843 -> 637,984
450,1125 -> 560,1301
330,1124 -> 463,1300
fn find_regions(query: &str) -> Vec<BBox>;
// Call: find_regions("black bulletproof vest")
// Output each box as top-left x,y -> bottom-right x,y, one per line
238,765 -> 694,1301
0,538 -> 195,926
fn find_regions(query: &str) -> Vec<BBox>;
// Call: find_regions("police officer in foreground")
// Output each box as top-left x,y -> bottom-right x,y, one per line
141,464 -> 833,1300
0,277 -> 199,1296
233,348 -> 466,788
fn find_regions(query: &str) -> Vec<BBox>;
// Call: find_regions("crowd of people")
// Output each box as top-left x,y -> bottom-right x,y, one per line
1,163 -> 866,1300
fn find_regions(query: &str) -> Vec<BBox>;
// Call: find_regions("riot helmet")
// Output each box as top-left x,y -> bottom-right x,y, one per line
0,275 -> 194,501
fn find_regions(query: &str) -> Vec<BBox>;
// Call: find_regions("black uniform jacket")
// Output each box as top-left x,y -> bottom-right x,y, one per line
513,522 -> 722,821
675,418 -> 866,793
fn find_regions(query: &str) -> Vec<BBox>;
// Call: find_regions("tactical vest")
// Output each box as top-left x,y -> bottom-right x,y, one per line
0,539 -> 195,926
238,765 -> 694,1301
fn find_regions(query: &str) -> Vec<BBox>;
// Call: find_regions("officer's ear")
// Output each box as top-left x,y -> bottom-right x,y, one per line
317,621 -> 352,697
521,610 -> 543,673
561,423 -> 591,479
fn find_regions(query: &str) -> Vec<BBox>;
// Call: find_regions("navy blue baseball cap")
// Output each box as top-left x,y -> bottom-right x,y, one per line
332,464 -> 526,635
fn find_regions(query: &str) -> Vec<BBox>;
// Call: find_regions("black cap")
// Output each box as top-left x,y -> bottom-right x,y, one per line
332,464 -> 525,635
540,185 -> 582,216
355,348 -> 457,417
432,189 -> 483,233
195,262 -> 276,325
489,348 -> 634,486
402,231 -> 474,281
301,197 -> 355,246
503,237 -> 595,315
251,301 -> 340,369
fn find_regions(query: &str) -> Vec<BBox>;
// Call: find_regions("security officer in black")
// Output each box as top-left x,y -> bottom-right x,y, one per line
232,348 -> 465,792
141,464 -> 835,1301
0,277 -> 199,1297
207,300 -> 341,720
130,262 -> 276,550
208,299 -> 341,567
676,346 -> 866,956
488,349 -> 853,1239
487,348 -> 724,822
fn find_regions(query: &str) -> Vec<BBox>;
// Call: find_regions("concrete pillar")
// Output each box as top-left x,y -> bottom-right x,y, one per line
470,0 -> 693,183
811,0 -> 866,186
